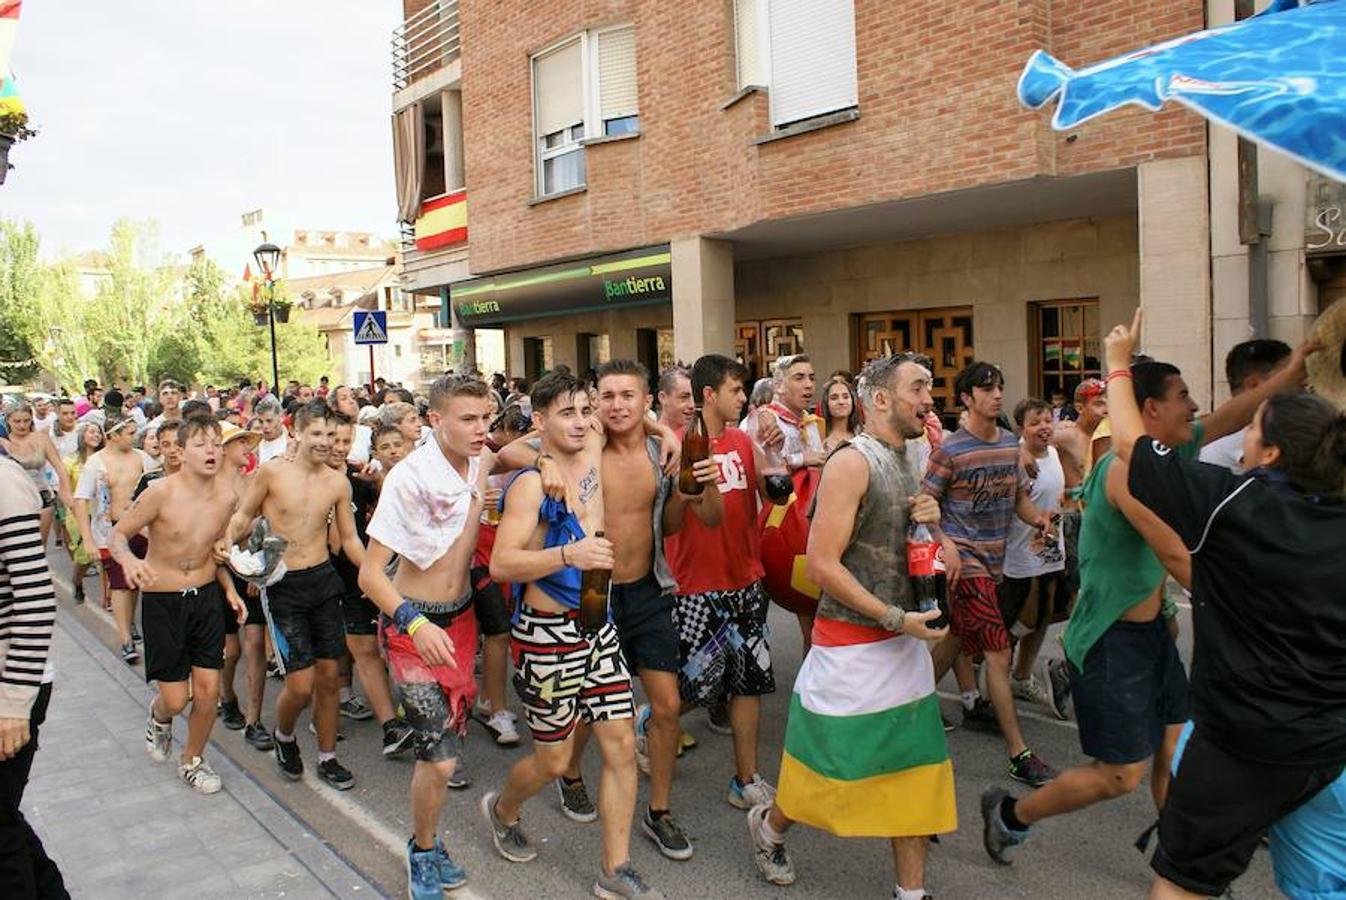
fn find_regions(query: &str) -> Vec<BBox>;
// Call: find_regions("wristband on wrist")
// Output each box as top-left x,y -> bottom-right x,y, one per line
392,600 -> 421,631
560,544 -> 569,567
405,615 -> 430,637
1106,369 -> 1133,384
878,606 -> 906,633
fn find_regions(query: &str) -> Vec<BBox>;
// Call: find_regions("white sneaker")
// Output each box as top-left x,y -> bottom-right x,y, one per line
728,773 -> 776,810
486,710 -> 520,746
633,704 -> 652,776
179,756 -> 222,794
145,707 -> 172,763
1011,674 -> 1050,707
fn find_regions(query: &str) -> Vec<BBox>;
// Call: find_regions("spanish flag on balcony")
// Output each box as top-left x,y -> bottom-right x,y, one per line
415,190 -> 467,251
775,617 -> 957,838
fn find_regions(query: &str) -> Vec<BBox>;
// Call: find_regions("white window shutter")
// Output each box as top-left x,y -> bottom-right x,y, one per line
734,0 -> 762,89
535,38 -> 584,135
597,27 -> 638,119
767,0 -> 858,127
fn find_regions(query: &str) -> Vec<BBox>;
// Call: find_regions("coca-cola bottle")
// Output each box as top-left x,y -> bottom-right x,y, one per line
679,408 -> 709,496
906,518 -> 950,630
579,530 -> 612,633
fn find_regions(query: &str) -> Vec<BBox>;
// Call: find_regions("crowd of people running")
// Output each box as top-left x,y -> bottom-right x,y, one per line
0,312 -> 1343,900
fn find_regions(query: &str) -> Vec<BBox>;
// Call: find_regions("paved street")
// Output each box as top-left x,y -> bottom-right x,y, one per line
47,550 -> 1277,900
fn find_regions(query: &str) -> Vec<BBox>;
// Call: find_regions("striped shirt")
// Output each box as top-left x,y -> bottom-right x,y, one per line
0,455 -> 56,719
920,426 -> 1027,581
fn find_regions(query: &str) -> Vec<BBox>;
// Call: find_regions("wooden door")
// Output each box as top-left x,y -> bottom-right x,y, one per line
855,307 -> 974,414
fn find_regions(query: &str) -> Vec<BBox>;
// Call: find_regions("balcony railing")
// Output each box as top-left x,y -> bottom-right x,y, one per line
392,0 -> 461,91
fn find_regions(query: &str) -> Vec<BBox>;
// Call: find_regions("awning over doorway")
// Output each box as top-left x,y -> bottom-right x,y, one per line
452,245 -> 671,327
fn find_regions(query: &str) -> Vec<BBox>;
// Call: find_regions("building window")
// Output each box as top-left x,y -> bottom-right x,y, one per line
532,26 -> 639,197
1032,299 -> 1101,401
762,0 -> 858,128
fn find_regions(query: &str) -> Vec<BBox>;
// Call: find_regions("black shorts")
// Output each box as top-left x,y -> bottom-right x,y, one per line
1070,616 -> 1189,765
610,572 -> 679,674
222,572 -> 266,635
676,580 -> 775,707
1152,725 -> 1345,896
997,570 -> 1073,634
262,561 -> 347,674
471,564 -> 510,637
143,581 -> 226,683
340,590 -> 379,637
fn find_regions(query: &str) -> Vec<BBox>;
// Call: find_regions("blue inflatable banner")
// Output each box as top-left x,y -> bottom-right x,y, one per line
1019,0 -> 1346,183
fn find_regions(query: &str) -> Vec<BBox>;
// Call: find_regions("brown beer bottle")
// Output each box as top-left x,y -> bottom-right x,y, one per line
578,530 -> 612,633
679,407 -> 710,496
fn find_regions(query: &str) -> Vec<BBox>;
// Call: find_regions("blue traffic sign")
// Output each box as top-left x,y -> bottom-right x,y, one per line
352,310 -> 389,345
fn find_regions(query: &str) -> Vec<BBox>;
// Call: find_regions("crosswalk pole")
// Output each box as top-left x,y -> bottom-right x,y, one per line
368,344 -> 375,395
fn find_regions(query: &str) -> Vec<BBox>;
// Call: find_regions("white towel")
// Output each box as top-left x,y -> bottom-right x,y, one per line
367,438 -> 481,571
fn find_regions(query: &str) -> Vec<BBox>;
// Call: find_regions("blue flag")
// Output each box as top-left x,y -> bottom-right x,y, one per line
1019,0 -> 1346,182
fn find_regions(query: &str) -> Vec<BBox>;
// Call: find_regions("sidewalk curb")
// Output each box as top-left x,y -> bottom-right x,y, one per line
57,606 -> 384,899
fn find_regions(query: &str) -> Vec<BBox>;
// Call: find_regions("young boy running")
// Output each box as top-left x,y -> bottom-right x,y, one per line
111,417 -> 246,793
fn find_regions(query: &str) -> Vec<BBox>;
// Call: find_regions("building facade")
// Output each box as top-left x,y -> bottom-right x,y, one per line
390,0 -> 1336,410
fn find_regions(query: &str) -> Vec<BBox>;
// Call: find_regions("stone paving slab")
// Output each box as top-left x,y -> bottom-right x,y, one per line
20,611 -> 383,900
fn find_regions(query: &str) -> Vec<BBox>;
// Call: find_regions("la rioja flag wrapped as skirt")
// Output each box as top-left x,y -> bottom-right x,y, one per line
775,617 -> 957,837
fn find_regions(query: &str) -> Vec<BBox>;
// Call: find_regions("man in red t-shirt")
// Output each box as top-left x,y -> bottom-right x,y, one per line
665,354 -> 788,812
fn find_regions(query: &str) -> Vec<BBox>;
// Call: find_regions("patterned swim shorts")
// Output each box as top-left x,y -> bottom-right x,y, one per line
675,580 -> 775,707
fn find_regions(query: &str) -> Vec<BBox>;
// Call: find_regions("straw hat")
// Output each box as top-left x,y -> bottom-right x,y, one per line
220,421 -> 262,450
1306,300 -> 1346,411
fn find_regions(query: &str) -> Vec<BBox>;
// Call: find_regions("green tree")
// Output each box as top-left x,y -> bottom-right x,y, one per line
0,220 -> 42,382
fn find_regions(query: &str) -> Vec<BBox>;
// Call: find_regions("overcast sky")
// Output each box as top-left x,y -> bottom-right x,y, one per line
4,1 -> 402,261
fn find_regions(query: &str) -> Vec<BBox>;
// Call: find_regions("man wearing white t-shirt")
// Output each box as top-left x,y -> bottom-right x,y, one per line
253,396 -> 291,463
999,399 -> 1072,721
1198,339 -> 1292,473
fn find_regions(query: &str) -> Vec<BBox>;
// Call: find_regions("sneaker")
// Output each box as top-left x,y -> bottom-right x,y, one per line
218,699 -> 246,731
266,657 -> 282,680
406,838 -> 442,900
446,760 -> 471,790
317,757 -> 355,791
1044,658 -> 1072,720
179,756 -> 222,795
727,773 -> 776,810
678,730 -> 697,754
308,720 -> 345,741
641,809 -> 693,861
145,707 -> 173,762
941,712 -> 956,732
481,790 -> 537,863
1010,674 -> 1050,707
557,777 -> 598,823
339,696 -> 374,721
980,787 -> 1028,865
273,734 -> 303,781
130,623 -> 142,643
382,719 -> 416,758
1008,749 -> 1057,787
633,704 -> 652,776
961,698 -> 1001,734
706,700 -> 732,735
594,863 -> 664,899
433,835 -> 467,891
746,803 -> 795,886
485,709 -> 520,746
245,721 -> 275,751
121,641 -> 140,665
73,581 -> 85,605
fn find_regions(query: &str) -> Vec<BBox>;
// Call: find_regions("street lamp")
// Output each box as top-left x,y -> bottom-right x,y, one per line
252,241 -> 283,394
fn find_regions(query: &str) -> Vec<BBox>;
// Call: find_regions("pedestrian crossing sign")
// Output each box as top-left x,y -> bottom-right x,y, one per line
352,310 -> 388,345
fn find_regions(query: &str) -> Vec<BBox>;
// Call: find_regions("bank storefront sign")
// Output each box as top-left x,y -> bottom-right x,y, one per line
453,245 -> 671,327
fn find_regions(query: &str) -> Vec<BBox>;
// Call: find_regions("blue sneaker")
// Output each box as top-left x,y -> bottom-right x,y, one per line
433,835 -> 467,891
633,703 -> 652,775
406,838 -> 441,900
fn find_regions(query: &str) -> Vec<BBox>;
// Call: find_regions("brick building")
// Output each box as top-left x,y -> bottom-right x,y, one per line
390,0 -> 1336,410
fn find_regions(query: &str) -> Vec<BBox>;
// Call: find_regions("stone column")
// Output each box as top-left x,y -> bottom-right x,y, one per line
671,236 -> 736,364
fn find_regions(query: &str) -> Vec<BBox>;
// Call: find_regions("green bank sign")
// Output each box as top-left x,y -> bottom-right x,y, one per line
452,245 -> 672,327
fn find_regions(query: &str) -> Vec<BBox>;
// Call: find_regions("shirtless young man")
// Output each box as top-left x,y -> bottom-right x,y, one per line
226,400 -> 365,790
110,417 -> 247,794
359,376 -> 495,898
562,359 -> 721,862
74,416 -> 153,664
484,371 -> 663,900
